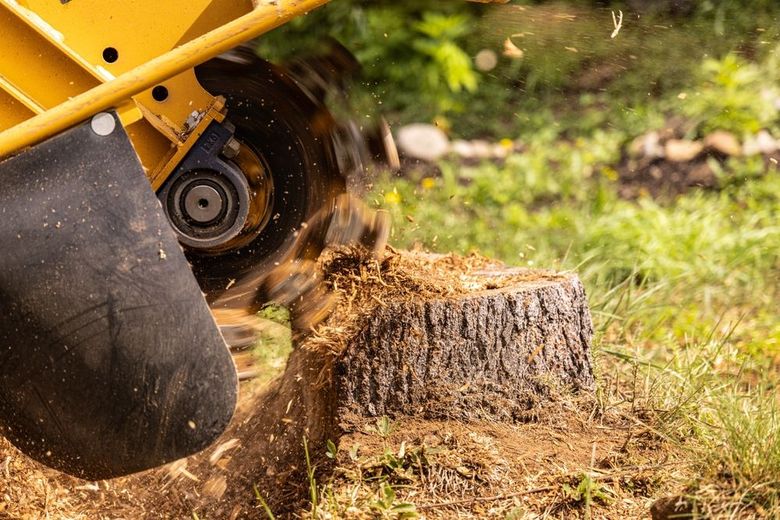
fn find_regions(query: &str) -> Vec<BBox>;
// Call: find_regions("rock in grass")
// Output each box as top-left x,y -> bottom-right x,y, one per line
743,130 -> 779,156
650,496 -> 696,520
451,139 -> 476,159
468,139 -> 494,159
703,130 -> 741,157
629,131 -> 665,160
664,139 -> 704,162
395,124 -> 449,162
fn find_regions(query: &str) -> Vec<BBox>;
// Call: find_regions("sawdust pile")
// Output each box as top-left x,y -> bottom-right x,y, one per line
309,246 -> 567,354
325,246 -> 565,306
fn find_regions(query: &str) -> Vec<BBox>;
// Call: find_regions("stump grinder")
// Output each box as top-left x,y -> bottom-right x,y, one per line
0,0 -> 501,481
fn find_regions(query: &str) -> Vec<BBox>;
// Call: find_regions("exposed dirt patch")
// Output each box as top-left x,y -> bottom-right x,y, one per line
324,403 -> 680,519
0,398 -> 681,519
616,126 -> 780,199
617,155 -> 720,199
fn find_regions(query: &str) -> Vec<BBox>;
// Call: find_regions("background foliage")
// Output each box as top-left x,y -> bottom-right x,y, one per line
257,0 -> 780,137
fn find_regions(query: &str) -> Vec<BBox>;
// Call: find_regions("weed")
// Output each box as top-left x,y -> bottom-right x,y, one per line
253,485 -> 276,520
307,437 -> 426,519
370,483 -> 419,519
367,416 -> 396,438
325,439 -> 338,460
304,437 -> 318,518
562,473 -> 614,518
504,507 -> 527,520
678,52 -> 780,136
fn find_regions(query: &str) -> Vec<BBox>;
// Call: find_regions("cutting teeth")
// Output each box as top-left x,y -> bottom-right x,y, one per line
254,259 -> 336,331
211,194 -> 391,379
327,193 -> 389,255
211,308 -> 266,381
254,194 -> 390,330
232,351 -> 261,381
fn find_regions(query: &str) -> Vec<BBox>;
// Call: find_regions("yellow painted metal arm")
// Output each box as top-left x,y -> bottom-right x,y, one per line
0,0 -> 330,160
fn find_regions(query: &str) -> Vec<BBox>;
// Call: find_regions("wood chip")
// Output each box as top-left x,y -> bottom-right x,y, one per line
209,439 -> 240,466
203,475 -> 227,499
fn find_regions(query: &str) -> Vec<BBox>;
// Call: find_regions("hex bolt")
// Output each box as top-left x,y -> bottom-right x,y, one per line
222,137 -> 241,159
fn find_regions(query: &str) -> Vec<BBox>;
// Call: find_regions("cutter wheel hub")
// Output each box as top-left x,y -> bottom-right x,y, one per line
160,121 -> 273,254
185,52 -> 347,300
185,184 -> 224,223
165,50 -> 395,307
164,167 -> 248,249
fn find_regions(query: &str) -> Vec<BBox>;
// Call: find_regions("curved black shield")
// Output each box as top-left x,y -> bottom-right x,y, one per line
0,113 -> 238,479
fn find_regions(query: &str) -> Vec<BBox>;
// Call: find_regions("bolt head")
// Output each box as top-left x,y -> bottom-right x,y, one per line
222,137 -> 241,159
90,112 -> 116,136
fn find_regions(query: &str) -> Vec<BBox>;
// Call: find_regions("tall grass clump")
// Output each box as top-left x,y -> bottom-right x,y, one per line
635,334 -> 780,516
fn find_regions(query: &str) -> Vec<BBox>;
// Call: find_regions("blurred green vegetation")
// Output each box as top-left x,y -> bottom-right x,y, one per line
256,0 -> 780,138
679,52 -> 780,136
256,1 -> 478,115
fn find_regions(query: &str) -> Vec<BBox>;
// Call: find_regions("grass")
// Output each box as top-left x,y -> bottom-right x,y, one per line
617,327 -> 780,517
293,418 -> 423,519
245,305 -> 294,386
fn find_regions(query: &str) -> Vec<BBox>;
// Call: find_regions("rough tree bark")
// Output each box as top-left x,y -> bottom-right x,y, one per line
336,269 -> 594,422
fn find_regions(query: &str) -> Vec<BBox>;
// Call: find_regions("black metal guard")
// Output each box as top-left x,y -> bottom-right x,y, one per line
0,112 -> 237,479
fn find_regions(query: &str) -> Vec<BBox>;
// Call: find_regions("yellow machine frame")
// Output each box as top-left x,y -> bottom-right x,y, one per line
0,0 -> 330,189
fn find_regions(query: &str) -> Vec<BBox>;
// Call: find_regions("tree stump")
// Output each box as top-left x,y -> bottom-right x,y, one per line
144,250 -> 595,517
336,265 -> 594,422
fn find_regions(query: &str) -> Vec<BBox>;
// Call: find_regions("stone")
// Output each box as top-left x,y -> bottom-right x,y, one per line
703,130 -> 741,156
743,130 -> 779,156
395,124 -> 450,162
469,139 -> 494,159
451,139 -> 476,159
628,131 -> 665,160
650,496 -> 695,520
491,143 -> 510,159
664,139 -> 704,162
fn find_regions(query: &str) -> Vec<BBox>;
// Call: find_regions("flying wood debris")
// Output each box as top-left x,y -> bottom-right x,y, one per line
611,10 -> 623,38
503,36 -> 525,59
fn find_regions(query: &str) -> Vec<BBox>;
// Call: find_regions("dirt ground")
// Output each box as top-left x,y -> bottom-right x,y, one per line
0,250 -> 685,519
0,395 -> 683,519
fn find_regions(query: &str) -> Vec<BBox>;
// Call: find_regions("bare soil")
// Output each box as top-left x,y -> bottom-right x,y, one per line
0,398 -> 681,519
617,147 -> 780,200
